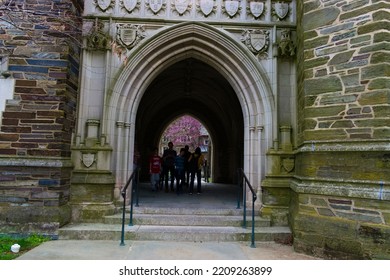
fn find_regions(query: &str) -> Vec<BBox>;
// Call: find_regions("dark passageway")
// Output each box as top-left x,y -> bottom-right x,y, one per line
135,58 -> 244,183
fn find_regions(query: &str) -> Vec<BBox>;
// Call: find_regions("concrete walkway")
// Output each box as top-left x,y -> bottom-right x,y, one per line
17,182 -> 319,260
17,240 -> 319,260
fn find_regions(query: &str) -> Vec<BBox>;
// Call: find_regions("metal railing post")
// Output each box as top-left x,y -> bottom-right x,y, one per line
120,186 -> 127,246
237,168 -> 257,248
119,168 -> 138,246
236,169 -> 241,209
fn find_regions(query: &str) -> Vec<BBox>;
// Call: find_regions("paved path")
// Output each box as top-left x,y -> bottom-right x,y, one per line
17,240 -> 319,260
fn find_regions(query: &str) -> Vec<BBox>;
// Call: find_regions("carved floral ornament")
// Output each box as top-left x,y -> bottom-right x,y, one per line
241,29 -> 270,55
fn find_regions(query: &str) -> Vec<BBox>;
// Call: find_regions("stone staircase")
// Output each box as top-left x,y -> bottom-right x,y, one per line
58,205 -> 292,243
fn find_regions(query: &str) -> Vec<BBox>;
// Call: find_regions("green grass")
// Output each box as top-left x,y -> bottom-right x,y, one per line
0,234 -> 50,260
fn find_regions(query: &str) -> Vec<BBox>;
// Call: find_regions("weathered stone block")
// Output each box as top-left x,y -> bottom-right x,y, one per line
303,7 -> 340,31
304,76 -> 343,95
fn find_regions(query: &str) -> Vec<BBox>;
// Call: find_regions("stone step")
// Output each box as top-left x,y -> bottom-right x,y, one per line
105,213 -> 271,227
129,206 -> 246,216
58,223 -> 292,243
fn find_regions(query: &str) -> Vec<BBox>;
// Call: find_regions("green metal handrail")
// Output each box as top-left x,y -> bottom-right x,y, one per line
237,168 -> 257,248
120,168 -> 139,246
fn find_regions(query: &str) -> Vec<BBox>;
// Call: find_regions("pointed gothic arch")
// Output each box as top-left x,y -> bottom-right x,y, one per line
104,22 -> 275,193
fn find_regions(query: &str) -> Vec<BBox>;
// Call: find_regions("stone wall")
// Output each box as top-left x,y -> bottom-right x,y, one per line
293,0 -> 390,259
0,0 -> 82,237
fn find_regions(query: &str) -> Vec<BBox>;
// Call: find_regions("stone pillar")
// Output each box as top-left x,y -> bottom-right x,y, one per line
293,1 -> 390,259
0,0 -> 81,236
70,119 -> 115,222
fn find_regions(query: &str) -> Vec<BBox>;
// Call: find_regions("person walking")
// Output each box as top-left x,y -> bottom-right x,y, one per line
183,145 -> 191,187
149,147 -> 162,191
162,141 -> 177,192
174,148 -> 186,194
188,147 -> 204,195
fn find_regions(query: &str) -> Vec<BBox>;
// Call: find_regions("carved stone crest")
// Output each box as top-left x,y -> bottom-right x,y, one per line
249,1 -> 264,18
148,0 -> 165,14
282,158 -> 294,173
274,2 -> 289,20
241,29 -> 269,54
116,24 -> 145,49
121,0 -> 138,13
199,0 -> 215,17
82,153 -> 96,168
224,0 -> 240,18
95,0 -> 114,12
174,0 -> 190,15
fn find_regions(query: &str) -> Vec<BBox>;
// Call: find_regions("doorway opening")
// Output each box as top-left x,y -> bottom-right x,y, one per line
134,58 -> 244,184
159,114 -> 212,182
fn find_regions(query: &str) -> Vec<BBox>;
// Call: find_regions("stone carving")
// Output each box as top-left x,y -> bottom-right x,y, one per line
116,24 -> 145,49
95,0 -> 114,12
147,0 -> 166,14
249,1 -> 265,19
282,158 -> 294,173
82,153 -> 96,168
173,0 -> 191,15
198,0 -> 216,17
223,0 -> 240,18
121,0 -> 139,13
85,20 -> 111,51
278,29 -> 296,57
273,1 -> 289,20
241,29 -> 269,55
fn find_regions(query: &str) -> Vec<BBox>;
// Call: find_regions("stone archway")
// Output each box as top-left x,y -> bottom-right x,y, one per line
135,58 -> 243,183
105,22 -> 275,199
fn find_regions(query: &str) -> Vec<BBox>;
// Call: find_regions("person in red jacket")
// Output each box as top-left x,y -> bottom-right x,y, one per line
149,147 -> 162,191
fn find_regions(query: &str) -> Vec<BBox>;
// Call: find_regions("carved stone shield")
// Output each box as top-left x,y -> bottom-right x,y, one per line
250,31 -> 267,52
282,158 -> 295,173
122,0 -> 138,12
96,0 -> 113,11
175,0 -> 189,15
250,1 -> 264,18
82,153 -> 95,168
200,0 -> 214,16
225,0 -> 239,17
149,0 -> 163,13
274,2 -> 289,20
117,25 -> 137,48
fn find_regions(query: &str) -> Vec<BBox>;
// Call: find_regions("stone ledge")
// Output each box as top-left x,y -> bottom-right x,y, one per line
297,140 -> 390,152
291,177 -> 389,201
0,157 -> 73,167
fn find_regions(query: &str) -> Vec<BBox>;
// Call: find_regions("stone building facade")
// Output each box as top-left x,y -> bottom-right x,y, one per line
0,0 -> 389,259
